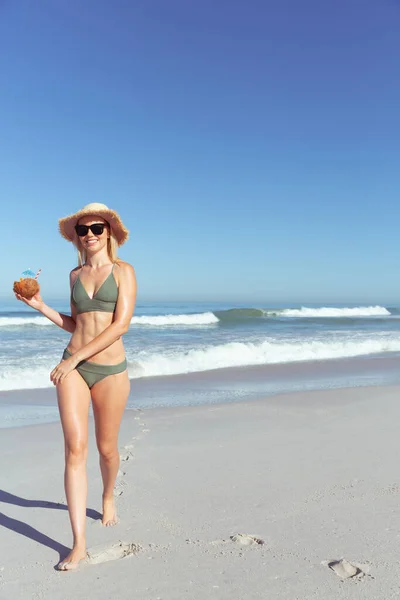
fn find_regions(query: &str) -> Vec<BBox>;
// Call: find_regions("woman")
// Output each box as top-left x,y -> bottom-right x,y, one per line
14,203 -> 137,571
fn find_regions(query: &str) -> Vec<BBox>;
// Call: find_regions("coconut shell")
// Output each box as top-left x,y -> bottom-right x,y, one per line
13,278 -> 40,300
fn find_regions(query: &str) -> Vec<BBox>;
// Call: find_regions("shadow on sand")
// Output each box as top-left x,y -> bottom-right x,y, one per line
0,489 -> 102,565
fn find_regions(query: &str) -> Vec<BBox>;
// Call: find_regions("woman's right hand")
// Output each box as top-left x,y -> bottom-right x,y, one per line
14,291 -> 44,312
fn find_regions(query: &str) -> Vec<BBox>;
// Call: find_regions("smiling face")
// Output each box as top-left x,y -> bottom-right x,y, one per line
76,215 -> 110,255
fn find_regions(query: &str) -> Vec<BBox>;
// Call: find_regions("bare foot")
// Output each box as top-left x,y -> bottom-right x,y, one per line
102,495 -> 118,526
57,545 -> 87,571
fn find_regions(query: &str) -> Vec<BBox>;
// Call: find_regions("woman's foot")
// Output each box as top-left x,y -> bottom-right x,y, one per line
57,545 -> 87,571
102,494 -> 118,526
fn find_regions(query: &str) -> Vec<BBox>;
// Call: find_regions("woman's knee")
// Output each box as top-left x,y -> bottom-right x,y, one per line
97,441 -> 118,463
65,440 -> 88,466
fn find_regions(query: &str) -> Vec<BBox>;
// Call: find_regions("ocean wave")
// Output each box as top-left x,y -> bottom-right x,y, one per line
2,335 -> 400,390
214,308 -> 267,320
1,306 -> 391,329
131,312 -> 219,326
0,316 -> 52,327
269,306 -> 391,318
128,336 -> 400,378
214,305 -> 392,321
0,365 -> 54,390
0,312 -> 220,328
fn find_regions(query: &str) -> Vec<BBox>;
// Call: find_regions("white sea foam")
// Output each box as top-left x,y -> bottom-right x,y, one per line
0,316 -> 52,327
275,306 -> 390,318
131,312 -> 219,326
0,366 -> 54,390
0,312 -> 219,328
126,336 -> 400,379
2,335 -> 400,391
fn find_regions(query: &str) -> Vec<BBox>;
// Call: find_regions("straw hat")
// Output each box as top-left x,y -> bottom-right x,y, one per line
58,203 -> 129,246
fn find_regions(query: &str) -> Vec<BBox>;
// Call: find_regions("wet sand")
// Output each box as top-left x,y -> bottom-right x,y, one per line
2,353 -> 400,428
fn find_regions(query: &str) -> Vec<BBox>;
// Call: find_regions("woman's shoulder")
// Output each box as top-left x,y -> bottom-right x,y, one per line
113,261 -> 136,284
69,266 -> 82,286
114,260 -> 135,273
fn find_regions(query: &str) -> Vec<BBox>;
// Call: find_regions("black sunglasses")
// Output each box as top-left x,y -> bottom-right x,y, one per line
75,223 -> 106,237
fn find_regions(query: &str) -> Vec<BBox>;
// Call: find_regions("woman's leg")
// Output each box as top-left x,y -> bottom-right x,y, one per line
57,370 -> 91,569
91,371 -> 130,526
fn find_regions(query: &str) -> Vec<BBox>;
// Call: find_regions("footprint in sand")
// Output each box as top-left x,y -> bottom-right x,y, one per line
86,542 -> 141,564
114,488 -> 124,497
120,450 -> 133,462
230,534 -> 264,546
114,480 -> 127,497
322,559 -> 368,580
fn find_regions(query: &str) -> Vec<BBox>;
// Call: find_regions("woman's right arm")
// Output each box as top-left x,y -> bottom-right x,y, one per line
14,270 -> 78,333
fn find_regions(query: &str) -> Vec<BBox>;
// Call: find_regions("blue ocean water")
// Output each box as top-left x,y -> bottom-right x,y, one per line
1,299 -> 400,392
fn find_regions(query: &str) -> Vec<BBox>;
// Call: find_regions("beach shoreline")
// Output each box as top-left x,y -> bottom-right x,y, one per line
1,383 -> 400,598
2,353 -> 400,429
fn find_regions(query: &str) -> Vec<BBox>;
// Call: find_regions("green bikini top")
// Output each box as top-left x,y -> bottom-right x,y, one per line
71,265 -> 118,315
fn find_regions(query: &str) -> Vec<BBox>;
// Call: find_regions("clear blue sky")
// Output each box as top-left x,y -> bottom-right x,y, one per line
1,0 -> 399,304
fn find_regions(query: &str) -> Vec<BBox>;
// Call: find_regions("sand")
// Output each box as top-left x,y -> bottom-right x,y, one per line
1,383 -> 400,599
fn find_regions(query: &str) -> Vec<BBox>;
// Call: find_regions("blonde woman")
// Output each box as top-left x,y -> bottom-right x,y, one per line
14,203 -> 137,571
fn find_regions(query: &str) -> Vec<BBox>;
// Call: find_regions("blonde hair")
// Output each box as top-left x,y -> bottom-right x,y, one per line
73,223 -> 119,266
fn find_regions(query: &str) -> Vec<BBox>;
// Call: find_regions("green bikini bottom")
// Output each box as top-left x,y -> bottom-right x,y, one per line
62,349 -> 128,389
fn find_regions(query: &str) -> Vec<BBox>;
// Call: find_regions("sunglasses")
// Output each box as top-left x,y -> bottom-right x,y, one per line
75,223 -> 106,237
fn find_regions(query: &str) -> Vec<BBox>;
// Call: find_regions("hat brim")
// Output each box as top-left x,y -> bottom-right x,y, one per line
59,208 -> 129,246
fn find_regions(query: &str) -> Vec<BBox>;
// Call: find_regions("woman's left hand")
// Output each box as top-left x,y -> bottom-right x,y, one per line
50,356 -> 78,386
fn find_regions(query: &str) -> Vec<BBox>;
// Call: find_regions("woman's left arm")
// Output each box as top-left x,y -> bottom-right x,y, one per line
74,263 -> 137,363
50,263 -> 137,385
